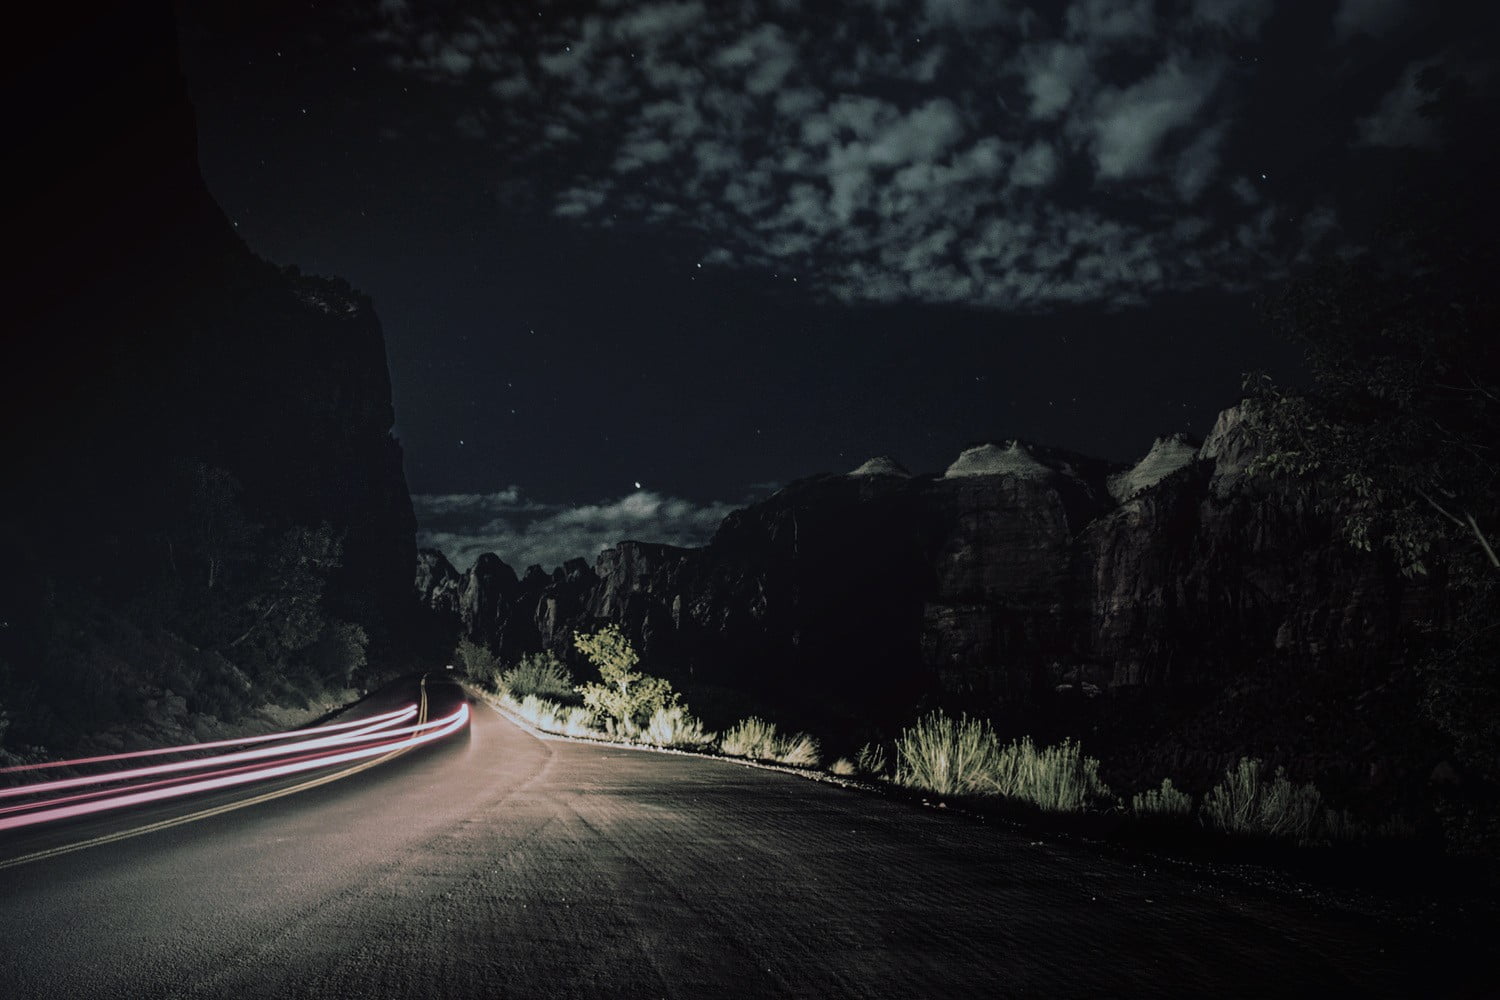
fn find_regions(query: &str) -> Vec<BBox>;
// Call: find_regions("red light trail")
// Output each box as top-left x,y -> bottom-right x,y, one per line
0,701 -> 470,834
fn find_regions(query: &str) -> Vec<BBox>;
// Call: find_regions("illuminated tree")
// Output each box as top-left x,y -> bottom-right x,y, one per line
573,624 -> 677,737
1246,130 -> 1500,852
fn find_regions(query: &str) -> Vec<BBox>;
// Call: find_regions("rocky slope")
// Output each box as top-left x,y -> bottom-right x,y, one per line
0,1 -> 416,746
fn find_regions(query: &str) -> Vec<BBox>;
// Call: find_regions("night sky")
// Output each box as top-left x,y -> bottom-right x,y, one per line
174,0 -> 1491,571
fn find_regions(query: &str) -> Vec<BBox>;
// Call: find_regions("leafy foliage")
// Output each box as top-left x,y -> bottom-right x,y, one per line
501,651 -> 574,700
1244,140 -> 1500,854
304,620 -> 369,689
1245,244 -> 1499,581
454,637 -> 503,689
1248,125 -> 1500,857
573,625 -> 677,737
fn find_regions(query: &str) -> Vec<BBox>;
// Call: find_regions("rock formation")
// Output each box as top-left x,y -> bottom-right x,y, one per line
1,1 -> 417,741
421,413 -> 1432,747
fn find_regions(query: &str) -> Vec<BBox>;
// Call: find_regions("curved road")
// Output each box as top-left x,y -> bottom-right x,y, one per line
0,676 -> 1487,998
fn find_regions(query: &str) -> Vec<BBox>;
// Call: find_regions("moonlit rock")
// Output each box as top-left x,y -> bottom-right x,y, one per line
941,441 -> 1051,480
1198,404 -> 1260,497
847,455 -> 911,478
1107,433 -> 1200,502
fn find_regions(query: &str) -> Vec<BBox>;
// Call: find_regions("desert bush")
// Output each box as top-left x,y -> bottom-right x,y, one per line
894,713 -> 1112,812
507,694 -> 596,737
856,742 -> 888,778
829,757 -> 858,776
775,732 -> 821,768
721,716 -> 778,759
1131,778 -> 1194,820
501,651 -> 574,700
1321,807 -> 1364,843
988,736 -> 1111,812
1202,757 -> 1325,843
641,705 -> 711,748
455,637 -> 504,690
719,717 -> 820,766
574,625 -> 677,737
893,713 -> 1001,797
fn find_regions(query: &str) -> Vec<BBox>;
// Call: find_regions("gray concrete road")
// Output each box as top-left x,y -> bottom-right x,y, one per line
0,679 -> 1488,998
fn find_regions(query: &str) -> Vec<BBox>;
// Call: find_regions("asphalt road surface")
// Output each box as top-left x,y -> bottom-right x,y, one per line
0,676 -> 1490,998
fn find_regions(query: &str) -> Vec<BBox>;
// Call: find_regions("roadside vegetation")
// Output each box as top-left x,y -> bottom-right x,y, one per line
465,625 -> 802,757
458,632 -> 1418,854
860,712 -> 1417,850
891,713 -> 1112,812
719,716 -> 821,767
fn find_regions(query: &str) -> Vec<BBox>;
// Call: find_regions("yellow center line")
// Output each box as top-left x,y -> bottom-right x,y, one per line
0,675 -> 432,872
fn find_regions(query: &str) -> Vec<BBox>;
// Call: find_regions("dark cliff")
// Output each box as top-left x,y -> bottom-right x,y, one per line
420,415 -> 1440,796
0,2 -> 416,743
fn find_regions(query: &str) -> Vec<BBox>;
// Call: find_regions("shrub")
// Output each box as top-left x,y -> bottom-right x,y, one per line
573,625 -> 677,737
1321,807 -> 1364,843
774,732 -> 821,768
507,694 -> 596,737
856,742 -> 888,778
988,737 -> 1110,812
641,705 -> 711,748
455,638 -> 503,690
1202,757 -> 1325,843
305,619 -> 368,688
501,651 -> 574,700
719,717 -> 820,767
893,713 -> 1001,797
893,713 -> 1112,812
721,717 -> 778,759
1131,778 -> 1194,820
829,757 -> 858,776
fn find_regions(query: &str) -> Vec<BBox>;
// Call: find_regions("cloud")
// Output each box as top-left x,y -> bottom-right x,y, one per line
413,488 -> 744,573
1085,56 -> 1225,180
1066,0 -> 1155,44
1172,123 -> 1227,202
1192,0 -> 1276,38
1009,141 -> 1058,187
616,1 -> 708,42
716,23 -> 798,95
363,0 -> 1378,313
1332,0 -> 1410,42
1017,43 -> 1092,119
1354,54 -> 1446,148
554,185 -> 610,218
921,0 -> 1015,30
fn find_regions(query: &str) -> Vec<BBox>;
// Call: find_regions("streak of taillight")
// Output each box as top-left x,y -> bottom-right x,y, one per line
0,705 -> 420,775
0,704 -> 470,833
0,732 -> 418,819
0,707 -> 418,801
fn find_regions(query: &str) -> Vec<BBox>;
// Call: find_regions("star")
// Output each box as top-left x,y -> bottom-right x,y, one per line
634,481 -> 642,489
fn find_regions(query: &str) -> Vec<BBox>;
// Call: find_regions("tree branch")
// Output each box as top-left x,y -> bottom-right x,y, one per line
1465,512 -> 1500,569
227,599 -> 280,649
1414,485 -> 1467,528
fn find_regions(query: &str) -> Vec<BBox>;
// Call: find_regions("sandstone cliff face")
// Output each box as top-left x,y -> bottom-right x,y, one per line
422,422 -> 1430,730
